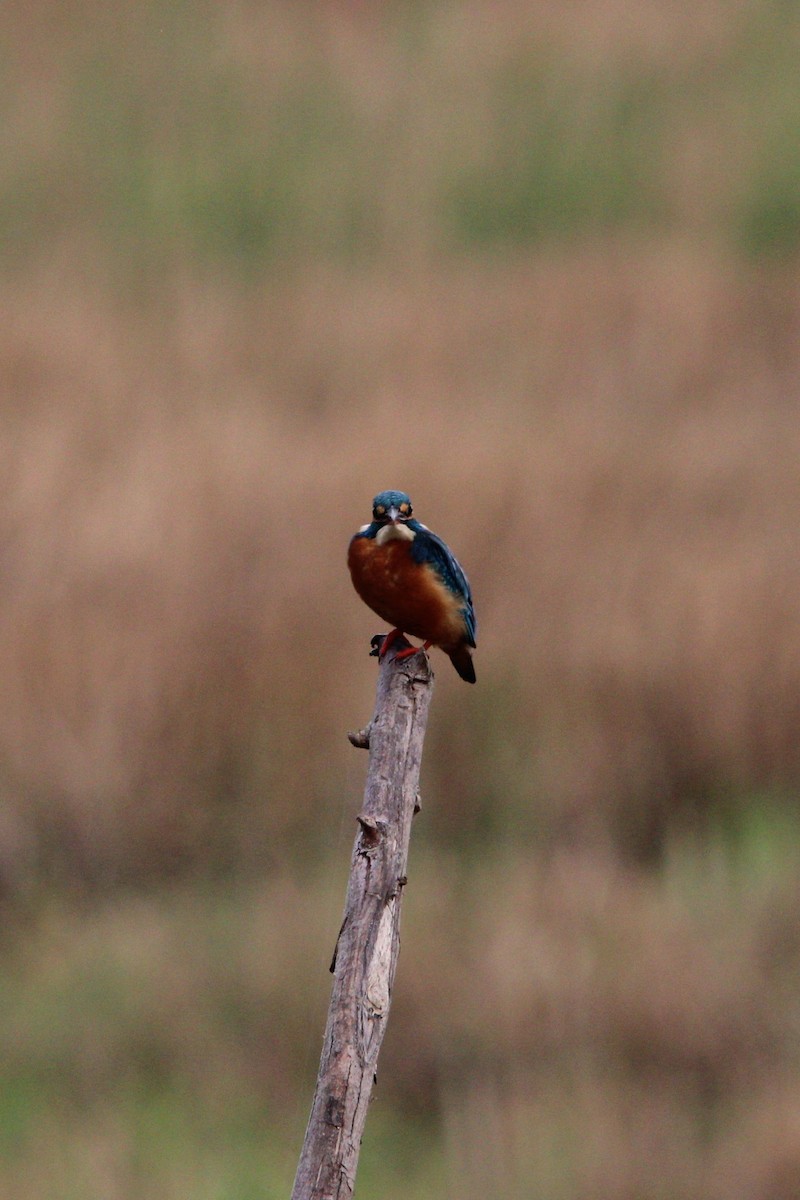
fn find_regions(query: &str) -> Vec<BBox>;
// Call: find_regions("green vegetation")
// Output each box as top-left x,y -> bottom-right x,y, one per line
3,834 -> 800,1197
4,0 -> 800,272
446,63 -> 670,247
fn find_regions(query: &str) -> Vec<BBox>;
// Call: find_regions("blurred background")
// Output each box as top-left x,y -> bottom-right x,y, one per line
3,1 -> 800,1196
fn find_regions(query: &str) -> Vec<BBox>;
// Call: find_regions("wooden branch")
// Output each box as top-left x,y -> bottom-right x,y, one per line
291,636 -> 435,1200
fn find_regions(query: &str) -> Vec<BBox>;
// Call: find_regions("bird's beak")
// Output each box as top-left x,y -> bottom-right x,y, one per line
386,505 -> 401,523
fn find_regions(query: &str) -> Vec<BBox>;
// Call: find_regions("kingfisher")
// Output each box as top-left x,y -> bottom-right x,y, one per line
348,490 -> 477,683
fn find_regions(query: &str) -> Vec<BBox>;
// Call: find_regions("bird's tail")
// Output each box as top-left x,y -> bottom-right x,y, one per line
448,644 -> 476,683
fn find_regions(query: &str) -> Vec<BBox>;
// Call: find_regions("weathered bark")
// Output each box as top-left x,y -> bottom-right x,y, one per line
290,636 -> 434,1200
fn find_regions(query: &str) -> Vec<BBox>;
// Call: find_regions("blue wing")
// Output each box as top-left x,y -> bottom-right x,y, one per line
410,524 -> 477,647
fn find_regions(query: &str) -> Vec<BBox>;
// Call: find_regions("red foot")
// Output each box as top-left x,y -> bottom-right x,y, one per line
393,640 -> 432,663
378,629 -> 404,657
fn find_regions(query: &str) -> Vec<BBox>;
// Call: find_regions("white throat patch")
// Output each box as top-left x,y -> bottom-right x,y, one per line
376,522 -> 415,545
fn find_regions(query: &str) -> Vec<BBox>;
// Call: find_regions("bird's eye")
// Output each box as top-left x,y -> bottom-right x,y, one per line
374,505 -> 386,519
399,502 -> 411,516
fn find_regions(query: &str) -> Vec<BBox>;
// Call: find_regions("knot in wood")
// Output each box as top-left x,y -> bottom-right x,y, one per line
323,1093 -> 344,1129
356,814 -> 384,849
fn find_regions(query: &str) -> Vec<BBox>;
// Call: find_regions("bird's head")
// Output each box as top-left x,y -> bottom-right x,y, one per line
371,490 -> 414,526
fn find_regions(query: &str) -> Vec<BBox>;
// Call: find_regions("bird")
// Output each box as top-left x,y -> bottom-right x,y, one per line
348,489 -> 477,683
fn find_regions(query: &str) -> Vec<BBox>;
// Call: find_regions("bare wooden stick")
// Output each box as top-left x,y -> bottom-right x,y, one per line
290,636 -> 434,1200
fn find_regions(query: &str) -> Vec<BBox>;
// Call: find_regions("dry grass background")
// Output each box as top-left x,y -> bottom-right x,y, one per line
3,1 -> 800,1197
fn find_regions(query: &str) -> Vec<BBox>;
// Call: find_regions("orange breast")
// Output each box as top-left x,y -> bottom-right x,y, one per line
348,536 -> 466,650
